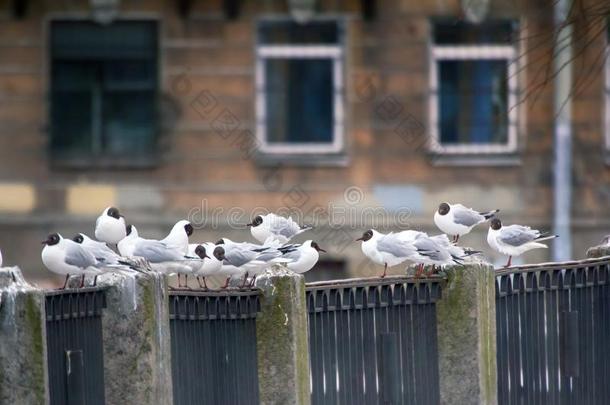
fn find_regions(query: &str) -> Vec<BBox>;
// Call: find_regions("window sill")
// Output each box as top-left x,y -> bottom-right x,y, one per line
255,152 -> 349,167
429,152 -> 521,167
50,153 -> 160,170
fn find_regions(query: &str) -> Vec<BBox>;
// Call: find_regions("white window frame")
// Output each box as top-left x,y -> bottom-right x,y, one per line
256,29 -> 344,154
429,45 -> 518,154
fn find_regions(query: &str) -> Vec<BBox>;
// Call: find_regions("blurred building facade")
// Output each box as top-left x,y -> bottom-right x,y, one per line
0,0 -> 608,283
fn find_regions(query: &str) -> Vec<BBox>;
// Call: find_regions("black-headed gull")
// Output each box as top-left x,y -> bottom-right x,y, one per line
188,242 -> 224,289
277,240 -> 326,274
73,233 -> 145,272
247,213 -> 312,244
42,233 -> 102,288
434,202 -> 499,242
118,224 -> 139,257
487,217 -> 558,267
161,220 -> 193,254
216,238 -> 283,288
357,229 -> 421,278
95,207 -> 126,245
409,233 -> 478,274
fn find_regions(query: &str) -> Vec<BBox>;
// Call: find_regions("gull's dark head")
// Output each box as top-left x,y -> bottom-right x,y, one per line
184,222 -> 194,237
42,233 -> 61,246
311,241 -> 326,253
126,224 -> 133,236
213,246 -> 226,261
72,234 -> 84,244
438,202 -> 450,216
216,238 -> 225,245
356,230 -> 374,242
194,245 -> 210,259
490,218 -> 502,230
107,207 -> 121,219
247,215 -> 263,228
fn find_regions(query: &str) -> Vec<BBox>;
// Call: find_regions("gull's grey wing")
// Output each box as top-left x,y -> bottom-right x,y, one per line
377,233 -> 416,258
268,216 -> 301,239
65,243 -> 97,269
499,225 -> 539,247
279,248 -> 301,262
453,206 -> 484,227
133,240 -> 183,263
224,246 -> 257,267
255,249 -> 283,263
413,237 -> 449,261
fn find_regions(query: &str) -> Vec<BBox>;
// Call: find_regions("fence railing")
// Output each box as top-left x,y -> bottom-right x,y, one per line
495,256 -> 610,405
45,287 -> 107,405
306,276 -> 443,405
169,290 -> 261,405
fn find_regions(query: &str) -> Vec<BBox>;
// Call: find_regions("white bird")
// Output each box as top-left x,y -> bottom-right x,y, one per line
487,218 -> 558,267
278,240 -> 326,274
73,233 -> 145,272
161,220 -> 193,254
41,233 -> 103,289
409,234 -> 478,273
357,229 -> 422,278
216,238 -> 283,288
434,202 -> 499,242
247,213 -> 312,244
188,243 -> 224,289
118,224 -> 140,257
95,207 -> 127,245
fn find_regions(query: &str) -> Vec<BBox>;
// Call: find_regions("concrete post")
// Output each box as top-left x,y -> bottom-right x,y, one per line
586,243 -> 610,258
0,267 -> 49,405
435,259 -> 497,405
98,271 -> 173,405
255,264 -> 311,405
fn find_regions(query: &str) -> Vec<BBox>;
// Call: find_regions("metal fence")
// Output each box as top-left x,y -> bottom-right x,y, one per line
496,257 -> 610,405
306,276 -> 443,405
45,288 -> 107,405
169,290 -> 261,405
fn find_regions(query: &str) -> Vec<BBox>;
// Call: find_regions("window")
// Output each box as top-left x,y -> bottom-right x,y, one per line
256,20 -> 344,156
49,20 -> 158,166
430,20 -> 518,154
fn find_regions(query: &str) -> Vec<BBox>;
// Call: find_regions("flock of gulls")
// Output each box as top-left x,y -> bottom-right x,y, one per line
1,202 -> 558,290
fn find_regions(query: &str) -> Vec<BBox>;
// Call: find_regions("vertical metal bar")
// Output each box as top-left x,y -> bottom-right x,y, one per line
496,277 -> 508,405
559,310 -> 580,378
362,288 -> 377,405
379,333 -> 400,405
66,350 -> 85,405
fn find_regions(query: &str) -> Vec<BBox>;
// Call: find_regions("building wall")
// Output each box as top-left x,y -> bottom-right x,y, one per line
0,0 -> 607,284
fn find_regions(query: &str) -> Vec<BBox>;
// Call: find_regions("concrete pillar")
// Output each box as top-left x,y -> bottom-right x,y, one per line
586,243 -> 610,258
98,271 -> 173,405
435,260 -> 497,405
255,264 -> 311,405
0,267 -> 49,404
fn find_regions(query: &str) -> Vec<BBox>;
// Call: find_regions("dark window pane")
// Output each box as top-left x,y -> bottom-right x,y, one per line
50,20 -> 158,161
259,21 -> 339,44
51,91 -> 93,154
103,91 -> 156,154
434,20 -> 516,44
438,60 -> 508,144
265,58 -> 334,144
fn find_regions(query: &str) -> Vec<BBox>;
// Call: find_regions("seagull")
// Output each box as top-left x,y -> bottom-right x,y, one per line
487,217 -> 558,267
357,229 -> 422,278
216,238 -> 282,288
188,243 -> 224,289
72,233 -> 144,273
161,220 -> 193,254
277,240 -> 326,274
409,234 -> 478,275
95,207 -> 127,245
118,224 -> 140,257
247,213 -> 312,244
41,233 -> 102,289
434,202 -> 499,242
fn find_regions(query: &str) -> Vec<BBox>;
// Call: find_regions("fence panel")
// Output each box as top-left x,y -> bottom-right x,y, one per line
306,277 -> 443,405
496,258 -> 610,405
45,288 -> 107,405
169,290 -> 260,405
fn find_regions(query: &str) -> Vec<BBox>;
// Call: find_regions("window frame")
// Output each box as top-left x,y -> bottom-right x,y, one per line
429,44 -> 519,155
255,19 -> 345,155
45,14 -> 161,168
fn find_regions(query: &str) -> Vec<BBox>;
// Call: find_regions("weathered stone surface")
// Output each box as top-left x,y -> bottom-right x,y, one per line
586,244 -> 610,258
98,271 -> 173,405
435,259 -> 497,405
0,267 -> 48,405
255,264 -> 311,405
